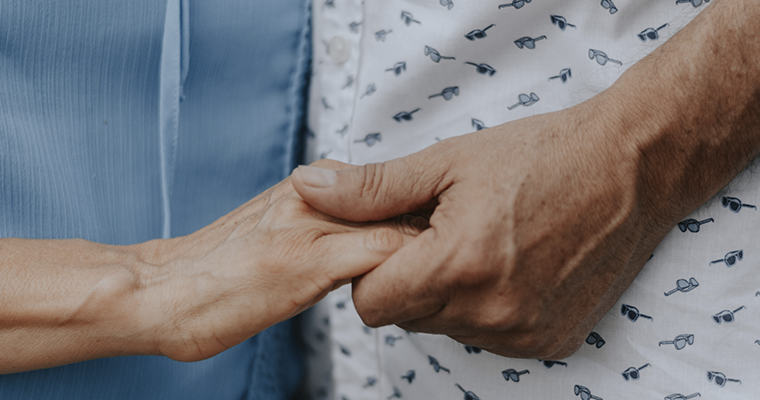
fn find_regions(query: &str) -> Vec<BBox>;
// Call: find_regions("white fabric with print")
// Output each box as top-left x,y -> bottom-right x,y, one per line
302,1 -> 760,399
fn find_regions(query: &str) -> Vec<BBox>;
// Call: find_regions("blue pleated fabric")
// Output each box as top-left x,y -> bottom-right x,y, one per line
0,0 -> 311,398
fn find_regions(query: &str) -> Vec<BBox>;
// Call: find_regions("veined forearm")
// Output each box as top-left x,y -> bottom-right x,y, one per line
604,0 -> 760,224
0,238 -> 157,373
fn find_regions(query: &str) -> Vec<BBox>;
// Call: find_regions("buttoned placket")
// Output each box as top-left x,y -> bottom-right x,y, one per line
307,1 -> 383,400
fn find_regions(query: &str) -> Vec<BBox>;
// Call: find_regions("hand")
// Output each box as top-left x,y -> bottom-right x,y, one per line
291,97 -> 684,360
135,159 -> 425,363
293,0 -> 760,359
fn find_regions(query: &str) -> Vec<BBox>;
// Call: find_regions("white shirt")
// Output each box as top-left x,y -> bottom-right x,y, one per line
303,1 -> 760,399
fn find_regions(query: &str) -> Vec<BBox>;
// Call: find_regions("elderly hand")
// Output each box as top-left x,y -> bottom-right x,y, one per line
136,159 -> 425,363
294,100 -> 660,359
292,0 -> 760,358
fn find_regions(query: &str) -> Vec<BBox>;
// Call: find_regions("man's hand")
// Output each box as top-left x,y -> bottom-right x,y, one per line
292,0 -> 760,359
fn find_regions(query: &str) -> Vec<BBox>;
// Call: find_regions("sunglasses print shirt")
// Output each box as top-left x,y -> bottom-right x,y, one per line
302,1 -> 759,400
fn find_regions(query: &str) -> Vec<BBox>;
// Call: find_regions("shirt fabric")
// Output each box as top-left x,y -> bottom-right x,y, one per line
0,0 -> 310,398
303,1 -> 760,400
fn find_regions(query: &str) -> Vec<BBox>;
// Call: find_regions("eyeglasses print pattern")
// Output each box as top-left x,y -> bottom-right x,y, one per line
549,67 -> 572,83
539,360 -> 568,368
550,15 -> 576,31
385,335 -> 403,346
502,368 -> 529,382
498,0 -> 531,9
429,86 -> 460,100
721,196 -> 756,212
464,62 -> 496,76
589,49 -> 622,66
620,304 -> 653,322
393,108 -> 420,122
387,386 -> 401,399
676,0 -> 711,7
621,363 -> 650,381
710,249 -> 742,267
455,384 -> 480,400
707,370 -> 741,387
514,35 -> 546,49
465,24 -> 494,40
508,92 -> 539,109
574,384 -> 603,400
375,29 -> 392,42
464,345 -> 482,354
664,393 -> 701,400
400,11 -> 421,26
664,277 -> 699,296
424,45 -> 456,62
386,61 -> 407,76
712,306 -> 745,324
428,355 -> 451,373
638,24 -> 668,41
355,133 -> 381,147
585,332 -> 605,348
659,334 -> 694,350
677,217 -> 713,233
471,119 -> 487,131
600,0 -> 618,14
439,0 -> 453,10
401,370 -> 415,383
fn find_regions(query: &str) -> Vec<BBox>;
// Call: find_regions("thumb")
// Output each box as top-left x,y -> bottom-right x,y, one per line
292,151 -> 449,222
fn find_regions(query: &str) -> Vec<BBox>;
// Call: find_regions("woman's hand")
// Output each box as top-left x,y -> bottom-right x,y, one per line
136,159 -> 425,363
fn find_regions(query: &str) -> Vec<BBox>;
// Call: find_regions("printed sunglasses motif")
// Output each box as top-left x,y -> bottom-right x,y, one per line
589,49 -> 622,66
721,196 -> 756,212
464,62 -> 497,76
664,393 -> 701,400
424,45 -> 456,62
400,11 -> 421,26
709,250 -> 743,267
621,363 -> 650,381
465,24 -> 494,41
677,217 -> 713,233
502,368 -> 529,382
392,108 -> 421,122
508,92 -> 539,110
429,86 -> 460,100
549,67 -> 572,83
514,35 -> 546,49
638,24 -> 669,41
707,370 -> 741,387
712,306 -> 745,324
498,0 -> 531,9
550,15 -> 576,31
621,304 -> 653,322
574,384 -> 603,400
664,277 -> 699,296
455,383 -> 480,400
354,133 -> 381,147
676,0 -> 711,7
585,332 -> 605,348
659,334 -> 694,350
600,0 -> 618,14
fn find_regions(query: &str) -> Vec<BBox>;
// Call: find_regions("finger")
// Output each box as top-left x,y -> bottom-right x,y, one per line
313,226 -> 413,283
351,226 -> 455,328
291,145 -> 452,222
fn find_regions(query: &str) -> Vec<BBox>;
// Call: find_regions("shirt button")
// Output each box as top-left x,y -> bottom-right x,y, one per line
328,36 -> 351,64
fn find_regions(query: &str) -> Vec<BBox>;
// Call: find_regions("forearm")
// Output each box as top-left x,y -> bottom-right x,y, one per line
602,0 -> 760,225
0,238 -> 161,374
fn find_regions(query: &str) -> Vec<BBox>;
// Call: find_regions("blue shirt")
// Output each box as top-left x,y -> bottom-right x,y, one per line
0,0 -> 310,398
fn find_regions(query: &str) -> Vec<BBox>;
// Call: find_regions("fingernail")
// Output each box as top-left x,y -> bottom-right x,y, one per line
296,166 -> 337,188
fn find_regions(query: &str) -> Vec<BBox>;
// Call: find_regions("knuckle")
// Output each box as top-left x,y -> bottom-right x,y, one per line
359,162 -> 388,206
270,196 -> 313,218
